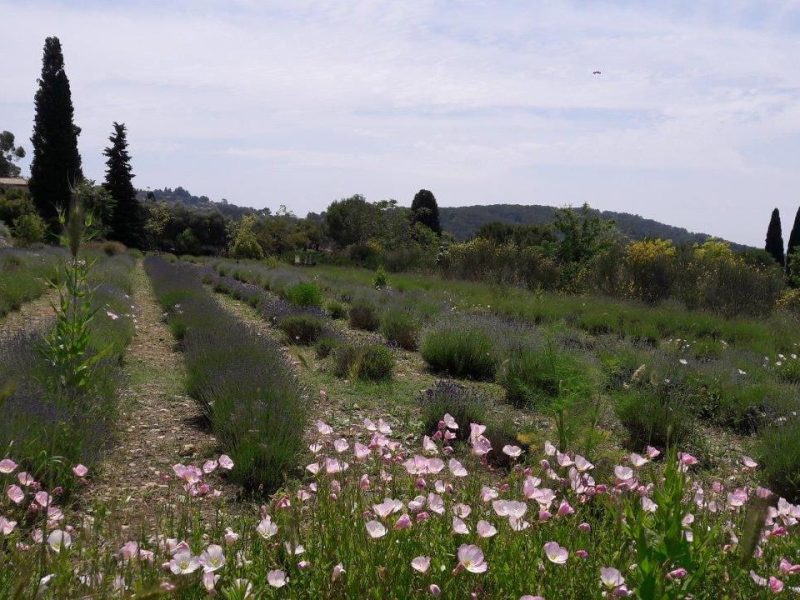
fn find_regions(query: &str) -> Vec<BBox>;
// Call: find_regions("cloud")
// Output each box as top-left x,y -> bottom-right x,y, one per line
2,0 -> 800,244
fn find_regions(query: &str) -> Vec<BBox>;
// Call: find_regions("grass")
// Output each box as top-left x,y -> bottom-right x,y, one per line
333,343 -> 395,381
0,246 -> 64,319
278,314 -> 325,345
380,308 -> 419,350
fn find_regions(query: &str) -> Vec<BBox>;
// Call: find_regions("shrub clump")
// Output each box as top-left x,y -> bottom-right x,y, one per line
421,326 -> 499,380
333,343 -> 394,381
498,343 -> 596,408
315,335 -> 340,359
278,314 -> 324,345
759,419 -> 800,502
614,387 -> 694,450
327,300 -> 348,320
380,308 -> 419,350
285,281 -> 324,308
349,299 -> 380,331
417,380 -> 487,441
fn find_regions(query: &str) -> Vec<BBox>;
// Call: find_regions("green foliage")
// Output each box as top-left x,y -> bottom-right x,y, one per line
12,212 -> 46,245
380,308 -> 419,350
175,227 -> 200,255
410,189 -> 441,234
333,343 -> 395,381
554,203 -> 616,265
349,299 -> 380,331
284,281 -> 323,307
314,335 -> 340,359
421,325 -> 499,380
615,388 -> 695,450
0,130 -> 25,177
326,300 -> 347,319
74,180 -> 115,238
230,214 -> 264,259
0,189 -> 36,226
324,194 -> 381,248
374,265 -> 388,288
759,420 -> 800,502
775,358 -> 800,384
104,122 -> 144,248
498,342 -> 595,409
29,36 -> 84,232
765,207 -> 785,267
278,314 -> 324,345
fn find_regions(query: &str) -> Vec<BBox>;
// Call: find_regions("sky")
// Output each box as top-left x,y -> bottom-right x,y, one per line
3,1 -> 800,246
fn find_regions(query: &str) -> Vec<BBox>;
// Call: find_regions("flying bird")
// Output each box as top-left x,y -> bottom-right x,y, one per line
592,70 -> 602,75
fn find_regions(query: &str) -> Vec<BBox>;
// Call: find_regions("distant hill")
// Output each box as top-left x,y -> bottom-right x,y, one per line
439,204 -> 749,249
136,187 -> 266,219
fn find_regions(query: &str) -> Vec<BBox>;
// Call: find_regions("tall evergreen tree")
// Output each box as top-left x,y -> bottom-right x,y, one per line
786,206 -> 800,272
765,208 -> 785,267
104,122 -> 144,247
29,37 -> 83,231
411,189 -> 441,234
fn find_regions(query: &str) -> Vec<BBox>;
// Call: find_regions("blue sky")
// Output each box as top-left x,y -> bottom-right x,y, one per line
3,0 -> 800,245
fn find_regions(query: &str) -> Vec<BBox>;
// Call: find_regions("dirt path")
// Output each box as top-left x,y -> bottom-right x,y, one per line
0,289 -> 57,344
81,262 -> 237,531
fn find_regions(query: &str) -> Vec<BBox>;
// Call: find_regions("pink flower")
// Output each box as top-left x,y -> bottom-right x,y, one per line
557,501 -> 574,517
520,596 -> 545,600
502,445 -> 522,458
779,558 -> 800,575
678,452 -> 698,467
17,472 -> 35,487
331,563 -> 346,581
72,464 -> 88,477
119,541 -> 139,561
575,549 -> 589,559
646,446 -> 661,459
543,541 -> 568,565
429,584 -> 442,596
452,517 -> 470,535
574,455 -> 594,472
641,497 -> 658,513
471,436 -> 492,456
315,421 -> 333,435
354,443 -> 371,461
629,453 -> 649,467
394,514 -> 412,530
0,458 -> 17,474
477,520 -> 497,538
7,485 -> 24,504
667,567 -> 687,580
256,516 -> 278,539
267,569 -> 288,588
770,577 -> 784,593
34,491 -> 51,507
448,458 -> 468,477
614,466 -> 634,482
601,567 -> 625,589
480,486 -> 499,502
365,520 -> 387,539
493,500 -> 527,519
373,498 -> 403,519
202,460 -> 218,474
456,544 -> 488,574
333,438 -> 349,453
169,550 -> 200,574
47,530 -> 71,553
202,572 -> 219,592
578,522 -> 592,533
198,544 -> 226,572
0,516 -> 17,535
742,456 -> 758,469
422,436 -> 438,454
442,413 -> 459,430
412,556 -> 431,573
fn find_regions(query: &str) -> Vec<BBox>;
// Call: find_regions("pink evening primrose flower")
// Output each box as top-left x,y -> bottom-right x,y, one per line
0,458 -> 17,474
218,455 -> 234,470
448,459 -> 468,477
169,550 -> 200,575
72,464 -> 88,477
600,567 -> 626,589
365,520 -> 387,539
268,569 -> 288,588
332,563 -> 346,582
503,445 -> 523,458
198,544 -> 226,573
256,517 -> 278,539
412,556 -> 431,573
543,541 -> 568,565
7,485 -> 24,504
456,544 -> 488,574
477,520 -> 498,538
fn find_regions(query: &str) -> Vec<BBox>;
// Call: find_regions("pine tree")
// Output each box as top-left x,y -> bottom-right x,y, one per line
765,208 -> 785,267
411,189 -> 441,234
786,206 -> 800,272
104,122 -> 144,247
29,37 -> 83,231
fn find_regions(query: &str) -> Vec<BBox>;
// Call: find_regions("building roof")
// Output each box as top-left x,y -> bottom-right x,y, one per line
0,177 -> 28,186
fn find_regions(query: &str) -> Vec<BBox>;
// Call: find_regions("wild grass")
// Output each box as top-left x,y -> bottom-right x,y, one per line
332,343 -> 395,381
380,308 -> 419,350
278,314 -> 325,345
145,256 -> 306,493
0,246 -> 64,319
421,324 -> 499,380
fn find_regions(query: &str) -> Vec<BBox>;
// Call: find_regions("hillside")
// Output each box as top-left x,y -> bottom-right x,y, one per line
439,204 -> 748,249
136,186 -> 265,219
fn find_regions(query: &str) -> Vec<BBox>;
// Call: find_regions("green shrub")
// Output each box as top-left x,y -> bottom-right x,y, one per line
327,300 -> 347,320
498,342 -> 596,408
315,336 -> 340,359
374,265 -> 388,288
12,213 -> 46,246
615,388 -> 694,450
278,314 -> 324,345
333,343 -> 394,381
759,420 -> 800,502
285,282 -> 323,307
421,326 -> 499,380
776,359 -> 800,384
380,309 -> 419,350
417,380 -> 487,442
349,299 -> 380,331
691,338 -> 725,361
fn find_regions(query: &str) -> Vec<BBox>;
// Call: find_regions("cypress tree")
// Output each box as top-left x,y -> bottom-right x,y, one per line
411,189 -> 442,234
104,122 -> 144,247
29,37 -> 83,231
786,206 -> 800,272
765,208 -> 785,267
